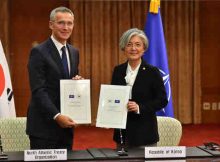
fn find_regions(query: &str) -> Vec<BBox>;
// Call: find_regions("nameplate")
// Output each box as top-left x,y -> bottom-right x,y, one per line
145,146 -> 186,159
24,149 -> 67,161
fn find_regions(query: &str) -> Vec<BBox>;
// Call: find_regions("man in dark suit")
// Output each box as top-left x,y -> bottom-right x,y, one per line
26,6 -> 82,150
112,28 -> 168,149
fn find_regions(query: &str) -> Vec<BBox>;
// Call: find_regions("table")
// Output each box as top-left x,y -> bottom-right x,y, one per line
0,147 -> 220,162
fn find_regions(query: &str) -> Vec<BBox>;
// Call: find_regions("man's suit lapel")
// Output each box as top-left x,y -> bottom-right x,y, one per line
47,38 -> 67,78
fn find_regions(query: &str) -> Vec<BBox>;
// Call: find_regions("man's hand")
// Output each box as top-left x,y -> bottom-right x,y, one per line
72,75 -> 84,80
55,114 -> 76,128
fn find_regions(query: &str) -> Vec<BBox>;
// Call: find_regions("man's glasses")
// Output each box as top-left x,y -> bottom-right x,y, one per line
53,21 -> 73,27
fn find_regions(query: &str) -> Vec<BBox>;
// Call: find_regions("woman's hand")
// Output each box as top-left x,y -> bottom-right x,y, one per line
127,101 -> 139,113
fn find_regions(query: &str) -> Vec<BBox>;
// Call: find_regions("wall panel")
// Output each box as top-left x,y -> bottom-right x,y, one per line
4,0 -> 220,124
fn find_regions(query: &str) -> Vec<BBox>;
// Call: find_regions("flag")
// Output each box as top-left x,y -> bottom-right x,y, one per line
0,40 -> 16,118
143,0 -> 174,117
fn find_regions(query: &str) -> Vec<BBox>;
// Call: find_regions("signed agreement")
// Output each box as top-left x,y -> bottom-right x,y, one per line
60,80 -> 91,124
96,85 -> 131,129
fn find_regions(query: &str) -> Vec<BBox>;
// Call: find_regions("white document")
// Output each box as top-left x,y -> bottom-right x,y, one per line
60,79 -> 91,124
96,85 -> 131,129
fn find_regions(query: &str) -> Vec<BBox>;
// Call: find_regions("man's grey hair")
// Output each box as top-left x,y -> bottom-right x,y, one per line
119,28 -> 149,51
50,6 -> 74,21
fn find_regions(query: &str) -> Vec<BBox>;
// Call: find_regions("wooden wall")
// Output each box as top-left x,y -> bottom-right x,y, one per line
2,0 -> 220,123
200,1 -> 220,123
69,1 -> 147,123
0,0 -> 9,59
9,0 -> 69,116
8,0 -> 148,121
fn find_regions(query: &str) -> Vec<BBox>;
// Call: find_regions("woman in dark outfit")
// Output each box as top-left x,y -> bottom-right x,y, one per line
111,28 -> 168,149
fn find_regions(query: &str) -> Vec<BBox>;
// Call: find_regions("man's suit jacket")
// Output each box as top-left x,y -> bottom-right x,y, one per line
26,38 -> 79,143
111,60 -> 168,146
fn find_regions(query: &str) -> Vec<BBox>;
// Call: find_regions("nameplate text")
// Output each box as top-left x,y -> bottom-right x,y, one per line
145,146 -> 186,159
24,149 -> 67,161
